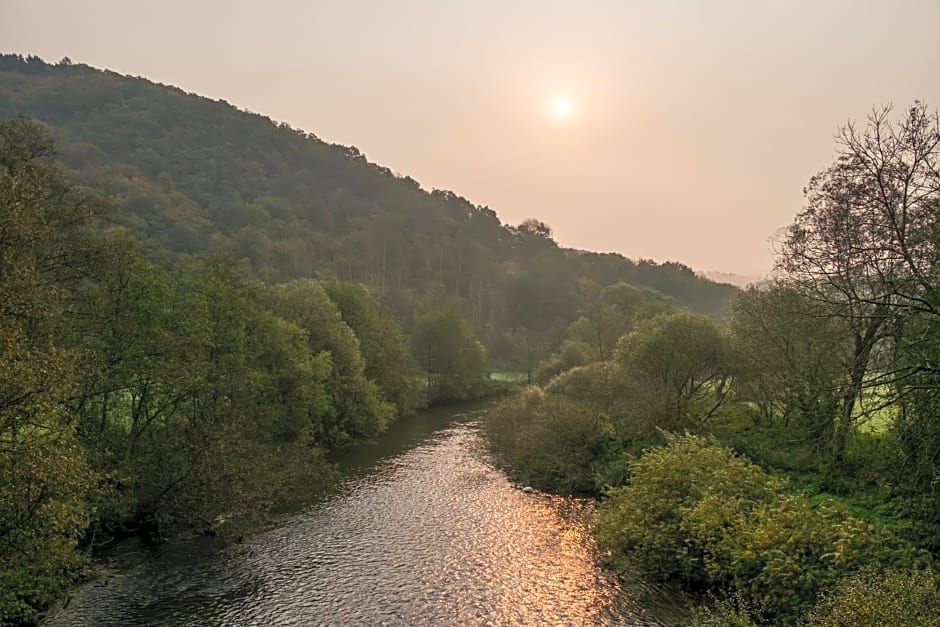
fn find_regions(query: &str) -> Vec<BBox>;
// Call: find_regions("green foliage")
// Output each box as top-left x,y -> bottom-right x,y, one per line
479,103 -> 940,625
243,307 -> 333,443
0,55 -> 737,365
0,118 -> 98,624
776,104 -> 940,465
0,570 -> 58,626
595,434 -> 919,623
485,387 -> 609,494
324,281 -> 423,416
7,61 -> 938,627
534,339 -> 595,384
0,120 -> 430,621
531,280 -> 675,381
544,361 -> 628,414
728,284 -> 846,439
0,437 -> 92,624
494,359 -> 666,493
491,313 -> 739,497
595,433 -> 784,581
807,569 -> 940,627
0,60 -> 735,624
614,311 -> 733,428
705,494 -> 906,620
894,311 -> 940,487
689,596 -> 759,627
570,279 -> 675,361
494,326 -> 558,384
264,279 -> 395,441
412,309 -> 488,402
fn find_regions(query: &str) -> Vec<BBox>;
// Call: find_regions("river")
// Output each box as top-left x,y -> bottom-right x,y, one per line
46,402 -> 687,626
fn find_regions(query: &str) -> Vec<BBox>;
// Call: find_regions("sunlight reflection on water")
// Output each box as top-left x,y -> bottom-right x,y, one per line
48,417 -> 685,626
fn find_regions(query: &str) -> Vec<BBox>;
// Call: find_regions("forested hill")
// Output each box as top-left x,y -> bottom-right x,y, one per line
0,54 -> 736,346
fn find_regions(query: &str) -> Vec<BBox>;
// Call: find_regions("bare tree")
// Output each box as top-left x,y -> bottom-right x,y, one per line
778,102 -> 940,461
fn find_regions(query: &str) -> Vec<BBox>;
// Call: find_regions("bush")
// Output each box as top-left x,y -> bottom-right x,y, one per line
594,433 -> 921,623
0,559 -> 89,626
808,569 -> 940,627
594,433 -> 784,581
545,361 -> 683,491
533,340 -> 595,385
689,596 -> 759,627
544,361 -> 627,413
704,494 -> 905,620
0,570 -> 44,626
613,311 -> 732,428
485,387 -> 610,494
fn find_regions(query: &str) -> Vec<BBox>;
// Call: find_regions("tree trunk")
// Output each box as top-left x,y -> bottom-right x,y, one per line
832,311 -> 885,462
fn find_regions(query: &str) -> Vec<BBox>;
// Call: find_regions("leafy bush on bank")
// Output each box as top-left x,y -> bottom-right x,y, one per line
484,387 -> 611,494
594,433 -> 924,623
807,568 -> 940,626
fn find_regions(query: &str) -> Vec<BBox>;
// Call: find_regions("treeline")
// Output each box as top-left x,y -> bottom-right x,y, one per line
486,104 -> 940,624
0,120 -> 491,624
0,52 -> 729,621
0,53 -> 737,374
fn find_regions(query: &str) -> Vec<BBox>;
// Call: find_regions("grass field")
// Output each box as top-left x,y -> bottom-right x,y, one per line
855,384 -> 899,434
488,371 -> 528,384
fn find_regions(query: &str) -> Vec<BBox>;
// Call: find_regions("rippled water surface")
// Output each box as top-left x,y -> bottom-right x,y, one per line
48,405 -> 685,626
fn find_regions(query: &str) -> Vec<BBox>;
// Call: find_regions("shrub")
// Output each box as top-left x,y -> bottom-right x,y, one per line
807,569 -> 940,627
485,387 -> 610,494
594,433 -> 784,581
544,361 -> 627,414
705,494 -> 905,620
594,433 -> 921,623
533,340 -> 595,385
614,311 -> 732,428
689,596 -> 759,627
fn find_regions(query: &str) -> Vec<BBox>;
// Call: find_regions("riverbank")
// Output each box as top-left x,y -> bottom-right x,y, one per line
46,404 -> 689,625
482,387 -> 939,625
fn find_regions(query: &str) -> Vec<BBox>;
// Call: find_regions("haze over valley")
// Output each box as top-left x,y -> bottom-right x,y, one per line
2,3 -> 939,625
6,0 -> 939,277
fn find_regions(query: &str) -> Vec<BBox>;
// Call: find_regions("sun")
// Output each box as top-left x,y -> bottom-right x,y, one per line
551,97 -> 574,118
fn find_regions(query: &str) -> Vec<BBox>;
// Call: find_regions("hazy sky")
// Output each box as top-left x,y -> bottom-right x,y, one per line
3,1 -> 939,275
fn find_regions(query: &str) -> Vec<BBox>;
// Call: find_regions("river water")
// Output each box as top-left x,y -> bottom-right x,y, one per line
46,403 -> 686,626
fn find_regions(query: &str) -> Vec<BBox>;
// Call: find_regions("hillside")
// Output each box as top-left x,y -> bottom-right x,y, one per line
698,270 -> 766,288
0,54 -> 737,356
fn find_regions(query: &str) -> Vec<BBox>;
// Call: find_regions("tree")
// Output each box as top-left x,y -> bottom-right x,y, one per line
573,279 -> 673,361
412,309 -> 488,401
0,119 -> 100,621
485,387 -> 610,494
729,283 -> 848,443
264,279 -> 395,441
614,311 -> 733,428
502,325 -> 556,384
324,281 -> 422,416
123,254 -> 261,533
533,338 -> 595,385
512,218 -> 554,240
0,57 -> 740,359
778,102 -> 940,461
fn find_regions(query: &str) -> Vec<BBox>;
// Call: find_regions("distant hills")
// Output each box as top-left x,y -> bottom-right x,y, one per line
698,271 -> 767,288
0,53 -> 737,357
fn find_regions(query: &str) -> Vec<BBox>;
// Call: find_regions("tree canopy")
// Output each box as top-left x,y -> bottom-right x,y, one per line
0,54 -> 737,366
